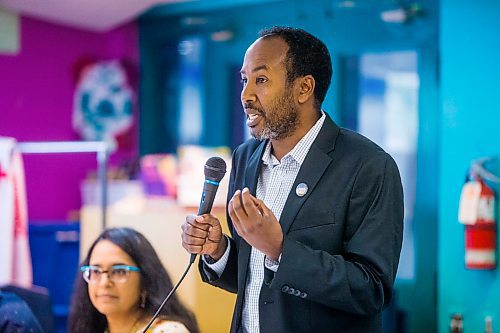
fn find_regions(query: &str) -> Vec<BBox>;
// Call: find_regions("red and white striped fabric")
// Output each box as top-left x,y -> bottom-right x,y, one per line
0,136 -> 32,287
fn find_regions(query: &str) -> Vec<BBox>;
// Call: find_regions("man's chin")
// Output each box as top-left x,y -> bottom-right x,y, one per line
250,128 -> 264,140
251,132 -> 269,141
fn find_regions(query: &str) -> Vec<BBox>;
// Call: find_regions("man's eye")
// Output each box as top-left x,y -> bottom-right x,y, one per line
256,77 -> 267,84
240,78 -> 247,85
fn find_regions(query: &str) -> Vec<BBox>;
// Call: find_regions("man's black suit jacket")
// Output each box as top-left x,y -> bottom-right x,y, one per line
200,114 -> 404,333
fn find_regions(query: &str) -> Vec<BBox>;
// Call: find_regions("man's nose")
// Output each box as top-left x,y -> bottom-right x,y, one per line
241,82 -> 256,104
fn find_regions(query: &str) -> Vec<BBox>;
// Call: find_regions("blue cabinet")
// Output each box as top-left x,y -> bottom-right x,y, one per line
29,223 -> 80,333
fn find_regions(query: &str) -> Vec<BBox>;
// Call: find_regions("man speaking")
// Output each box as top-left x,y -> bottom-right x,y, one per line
181,26 -> 404,333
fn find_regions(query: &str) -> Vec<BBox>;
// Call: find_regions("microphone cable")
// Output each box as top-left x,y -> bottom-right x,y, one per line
140,257 -> 195,333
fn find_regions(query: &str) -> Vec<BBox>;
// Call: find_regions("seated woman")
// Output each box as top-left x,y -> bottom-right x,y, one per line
69,227 -> 199,333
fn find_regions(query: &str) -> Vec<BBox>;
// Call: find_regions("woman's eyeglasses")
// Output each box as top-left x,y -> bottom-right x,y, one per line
80,265 -> 140,284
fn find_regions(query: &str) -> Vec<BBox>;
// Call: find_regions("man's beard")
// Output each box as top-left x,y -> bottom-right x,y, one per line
250,90 -> 300,141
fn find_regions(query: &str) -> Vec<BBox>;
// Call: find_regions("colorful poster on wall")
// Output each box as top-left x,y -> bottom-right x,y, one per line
73,60 -> 134,145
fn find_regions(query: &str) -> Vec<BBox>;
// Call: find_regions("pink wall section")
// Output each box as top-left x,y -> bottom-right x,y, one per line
0,16 -> 139,223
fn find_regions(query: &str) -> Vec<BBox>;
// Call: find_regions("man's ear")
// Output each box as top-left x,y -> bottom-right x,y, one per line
297,75 -> 315,104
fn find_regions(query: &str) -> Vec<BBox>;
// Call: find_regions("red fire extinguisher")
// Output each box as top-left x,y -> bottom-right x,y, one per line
458,177 -> 496,269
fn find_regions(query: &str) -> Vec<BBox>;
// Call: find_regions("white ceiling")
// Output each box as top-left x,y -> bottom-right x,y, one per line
0,0 -> 191,32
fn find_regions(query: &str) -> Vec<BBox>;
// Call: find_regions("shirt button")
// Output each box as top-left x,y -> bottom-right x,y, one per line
293,289 -> 301,297
281,285 -> 289,293
288,287 -> 295,295
300,292 -> 308,298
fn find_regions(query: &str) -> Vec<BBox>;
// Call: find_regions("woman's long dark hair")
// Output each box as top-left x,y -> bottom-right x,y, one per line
68,227 -> 199,333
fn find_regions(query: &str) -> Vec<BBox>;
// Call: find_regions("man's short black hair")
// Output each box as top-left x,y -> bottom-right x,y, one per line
259,26 -> 332,108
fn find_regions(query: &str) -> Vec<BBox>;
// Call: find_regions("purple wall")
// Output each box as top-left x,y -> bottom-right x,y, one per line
0,16 -> 139,223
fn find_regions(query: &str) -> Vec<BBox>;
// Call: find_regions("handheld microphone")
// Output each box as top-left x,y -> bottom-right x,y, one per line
141,156 -> 226,333
191,156 -> 227,263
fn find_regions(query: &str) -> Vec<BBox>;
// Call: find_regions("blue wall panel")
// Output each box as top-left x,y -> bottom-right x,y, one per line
439,1 -> 500,332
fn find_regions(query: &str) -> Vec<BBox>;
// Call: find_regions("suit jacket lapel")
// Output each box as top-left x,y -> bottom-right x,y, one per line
237,140 -> 267,294
244,140 -> 266,194
279,114 -> 340,234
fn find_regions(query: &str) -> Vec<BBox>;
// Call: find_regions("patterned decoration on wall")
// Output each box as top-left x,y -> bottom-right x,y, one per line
73,60 -> 134,143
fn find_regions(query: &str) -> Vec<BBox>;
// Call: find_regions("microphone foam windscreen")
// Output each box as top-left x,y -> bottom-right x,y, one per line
204,157 -> 227,181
